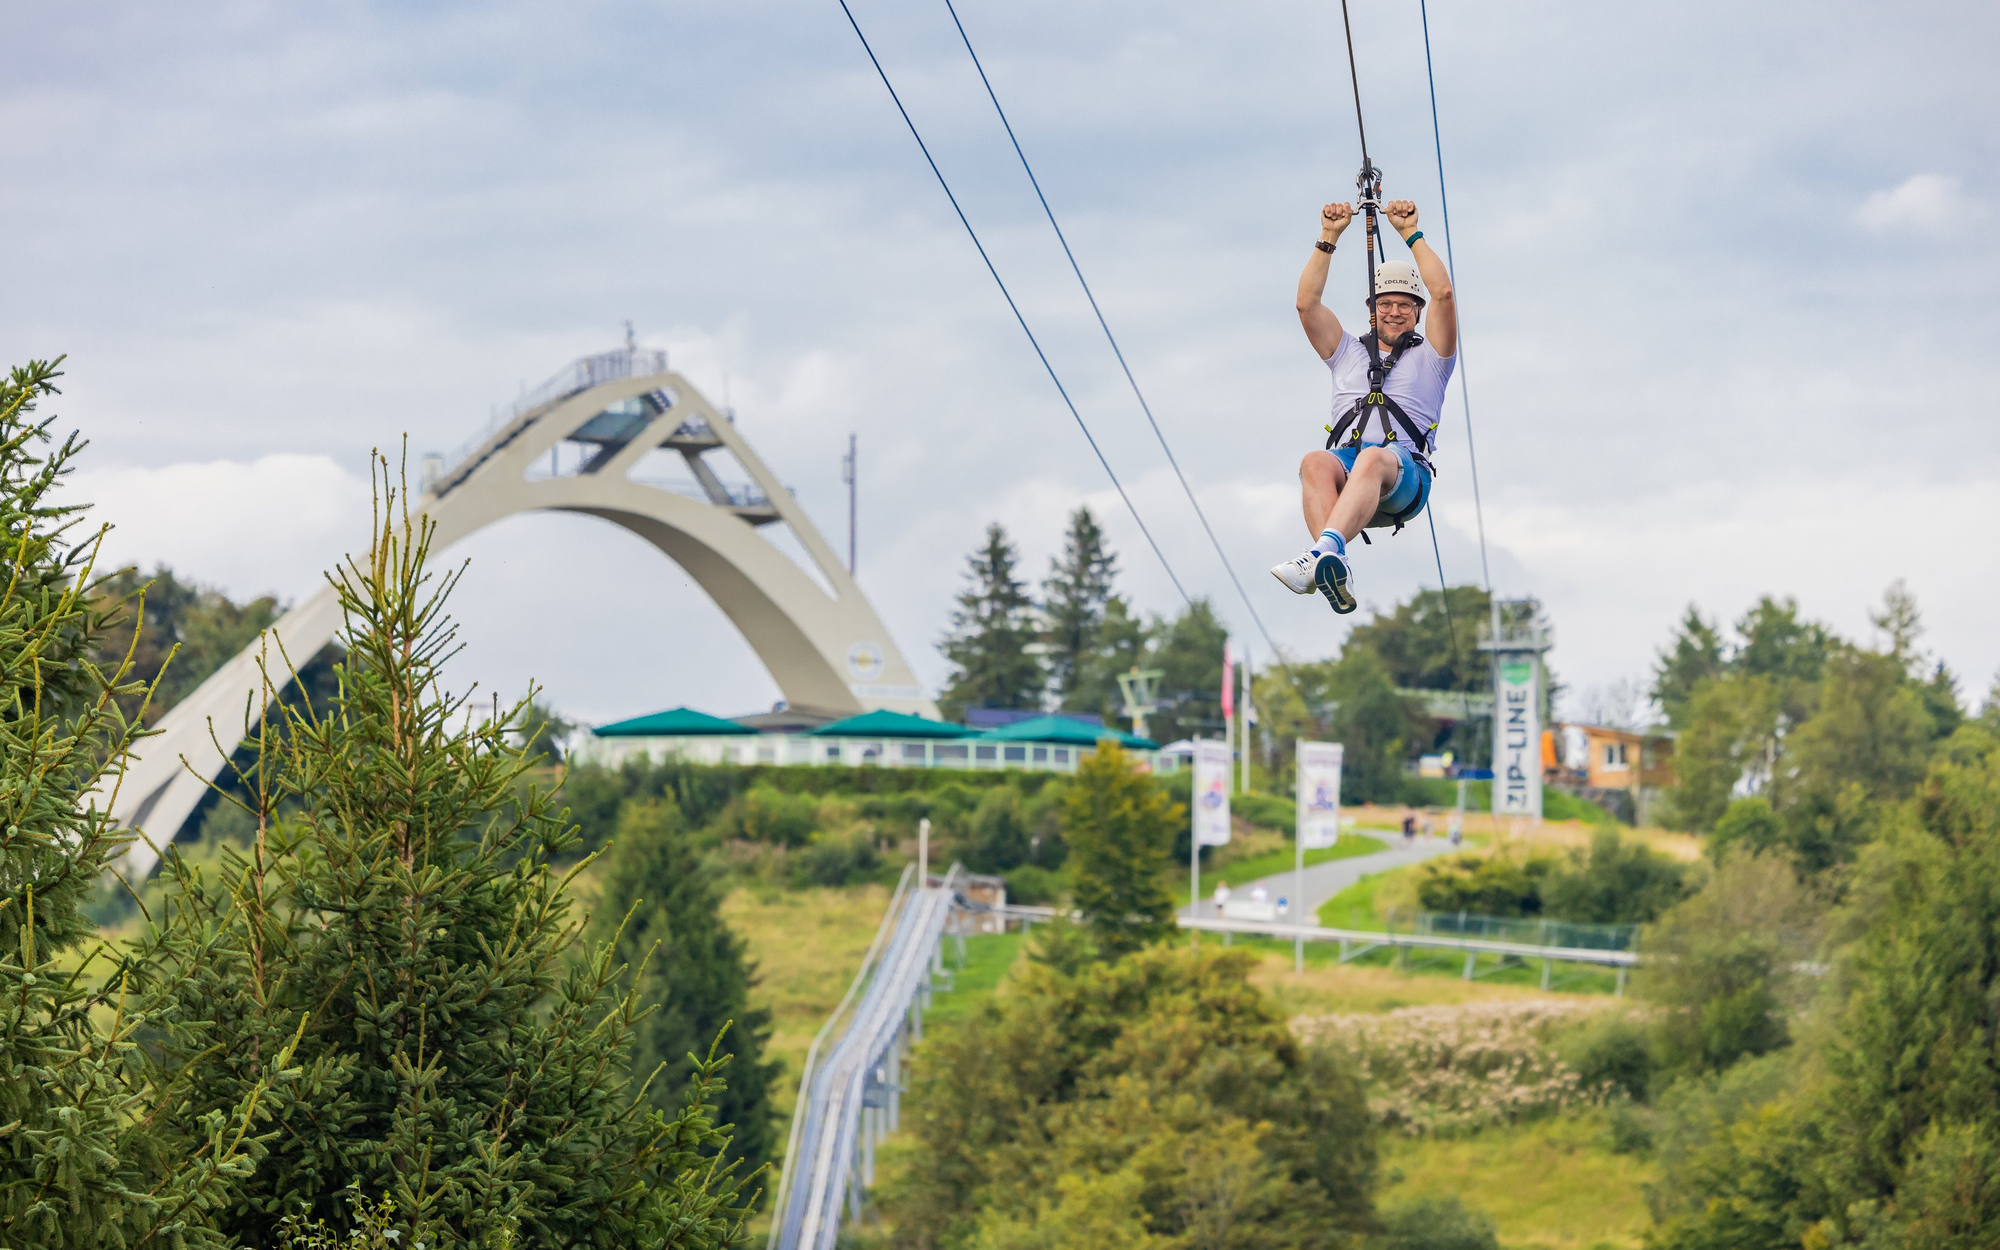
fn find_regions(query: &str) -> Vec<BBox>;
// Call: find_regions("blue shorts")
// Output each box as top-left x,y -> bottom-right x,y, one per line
1332,441 -> 1432,529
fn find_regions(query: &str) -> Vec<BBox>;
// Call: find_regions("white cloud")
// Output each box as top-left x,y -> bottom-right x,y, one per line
1856,173 -> 1977,231
9,0 -> 2000,726
72,454 -> 372,604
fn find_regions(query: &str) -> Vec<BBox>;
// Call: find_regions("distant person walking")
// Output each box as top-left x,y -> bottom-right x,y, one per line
1401,809 -> 1417,845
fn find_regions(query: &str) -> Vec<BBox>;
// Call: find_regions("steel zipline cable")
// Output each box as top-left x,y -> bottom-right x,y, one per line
1337,0 -> 1478,709
833,0 -> 1192,607
1419,0 -> 1494,603
938,0 -> 1287,663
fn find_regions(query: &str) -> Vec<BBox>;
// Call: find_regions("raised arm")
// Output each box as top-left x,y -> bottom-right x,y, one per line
1297,202 -> 1352,360
1384,201 -> 1455,357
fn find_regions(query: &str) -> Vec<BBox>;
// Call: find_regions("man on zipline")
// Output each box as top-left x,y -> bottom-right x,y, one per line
1271,198 -> 1457,614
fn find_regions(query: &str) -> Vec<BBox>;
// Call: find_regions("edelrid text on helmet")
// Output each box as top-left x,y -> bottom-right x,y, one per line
1370,261 -> 1426,307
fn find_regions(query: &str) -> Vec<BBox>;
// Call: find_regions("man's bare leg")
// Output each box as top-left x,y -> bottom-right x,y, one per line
1299,450 -> 1347,538
1273,446 -> 1401,615
1321,446 -> 1401,540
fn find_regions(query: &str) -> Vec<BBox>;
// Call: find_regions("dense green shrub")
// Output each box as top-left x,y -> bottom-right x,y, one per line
965,785 -> 1031,872
1559,1012 -> 1657,1103
1541,829 -> 1694,925
790,830 -> 882,888
1373,1195 -> 1499,1250
723,783 -> 819,847
1414,852 -> 1556,917
884,946 -> 1378,1249
1634,849 -> 1823,1080
1414,832 -> 1691,926
1001,863 -> 1062,906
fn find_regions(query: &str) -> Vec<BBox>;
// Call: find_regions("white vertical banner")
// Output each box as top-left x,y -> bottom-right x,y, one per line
1192,739 -> 1233,846
1492,655 -> 1543,819
1296,740 -> 1344,850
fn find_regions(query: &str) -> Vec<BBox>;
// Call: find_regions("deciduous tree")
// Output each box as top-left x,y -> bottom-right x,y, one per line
1062,743 -> 1179,958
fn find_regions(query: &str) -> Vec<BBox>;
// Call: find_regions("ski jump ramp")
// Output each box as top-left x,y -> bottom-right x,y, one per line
112,346 -> 933,876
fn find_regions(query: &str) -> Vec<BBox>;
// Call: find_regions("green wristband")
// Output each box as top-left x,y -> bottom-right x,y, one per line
1402,230 -> 1424,247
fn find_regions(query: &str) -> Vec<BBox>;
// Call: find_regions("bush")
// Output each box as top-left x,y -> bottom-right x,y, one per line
1635,849 -> 1824,1078
1414,852 -> 1556,917
1002,863 -> 1063,906
729,783 -> 820,846
1706,795 -> 1780,863
1560,1011 -> 1657,1102
790,830 -> 882,887
966,784 -> 1032,872
883,947 -> 1378,1248
1374,1195 -> 1500,1250
1541,829 -> 1695,925
1235,790 -> 1296,830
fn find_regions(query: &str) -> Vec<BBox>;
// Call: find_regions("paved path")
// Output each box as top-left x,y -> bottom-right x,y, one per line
1182,833 -> 1463,923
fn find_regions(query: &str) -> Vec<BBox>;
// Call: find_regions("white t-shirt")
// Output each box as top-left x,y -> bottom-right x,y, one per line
1325,331 -> 1456,454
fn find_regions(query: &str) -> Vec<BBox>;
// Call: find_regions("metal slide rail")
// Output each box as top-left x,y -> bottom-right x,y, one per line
773,864 -> 964,1250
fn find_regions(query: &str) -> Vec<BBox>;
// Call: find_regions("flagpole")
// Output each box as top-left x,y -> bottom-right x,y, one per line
1241,642 -> 1253,794
1190,748 -> 1202,948
1295,739 -> 1306,973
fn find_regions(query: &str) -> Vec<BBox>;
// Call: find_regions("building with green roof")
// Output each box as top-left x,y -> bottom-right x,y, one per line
576,703 -> 1168,775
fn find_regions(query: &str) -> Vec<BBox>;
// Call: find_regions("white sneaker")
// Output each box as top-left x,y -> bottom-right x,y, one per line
1316,547 -> 1357,615
1270,548 -> 1323,594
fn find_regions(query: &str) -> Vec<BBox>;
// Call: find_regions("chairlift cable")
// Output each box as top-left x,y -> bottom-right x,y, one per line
834,0 -> 1192,606
938,0 -> 1287,663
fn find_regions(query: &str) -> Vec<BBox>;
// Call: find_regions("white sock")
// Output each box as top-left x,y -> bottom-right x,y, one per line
1319,529 -> 1346,556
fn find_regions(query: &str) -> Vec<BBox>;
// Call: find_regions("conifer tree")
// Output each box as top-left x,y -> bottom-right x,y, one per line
139,464 -> 754,1249
1650,605 -> 1725,725
586,797 -> 778,1174
1041,508 -> 1117,709
1062,743 -> 1180,958
0,359 -> 272,1248
938,523 -> 1044,721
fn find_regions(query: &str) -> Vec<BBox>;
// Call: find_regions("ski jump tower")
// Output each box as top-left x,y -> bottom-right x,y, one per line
112,345 -> 933,877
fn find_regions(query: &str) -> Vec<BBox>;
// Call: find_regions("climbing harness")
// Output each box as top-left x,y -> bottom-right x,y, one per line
1318,145 -> 1441,539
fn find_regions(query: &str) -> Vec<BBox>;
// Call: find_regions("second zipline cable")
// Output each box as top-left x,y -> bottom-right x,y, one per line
834,0 -> 1192,606
940,0 -> 1286,660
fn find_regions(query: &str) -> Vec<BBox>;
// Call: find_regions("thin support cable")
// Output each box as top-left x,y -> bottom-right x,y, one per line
1420,0 -> 1494,601
939,0 -> 1282,658
834,0 -> 1190,605
1338,0 -> 1372,166
1351,0 -> 1475,729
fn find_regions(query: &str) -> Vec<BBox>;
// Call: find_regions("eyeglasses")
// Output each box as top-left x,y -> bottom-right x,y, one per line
1373,299 -> 1420,313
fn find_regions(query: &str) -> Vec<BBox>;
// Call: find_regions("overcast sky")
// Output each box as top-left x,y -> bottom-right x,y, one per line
7,0 -> 1997,725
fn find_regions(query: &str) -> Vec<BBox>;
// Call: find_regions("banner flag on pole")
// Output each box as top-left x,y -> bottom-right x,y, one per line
1192,739 -> 1232,846
1491,655 -> 1543,819
1296,741 -> 1344,850
1220,641 -> 1235,720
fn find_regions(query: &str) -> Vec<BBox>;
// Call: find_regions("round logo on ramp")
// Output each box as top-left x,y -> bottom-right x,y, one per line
847,642 -> 885,681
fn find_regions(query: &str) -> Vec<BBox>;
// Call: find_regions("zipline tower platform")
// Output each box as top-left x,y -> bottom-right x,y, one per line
1478,598 -> 1553,821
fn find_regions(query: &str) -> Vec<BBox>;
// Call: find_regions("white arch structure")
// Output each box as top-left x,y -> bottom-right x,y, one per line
113,348 -> 932,877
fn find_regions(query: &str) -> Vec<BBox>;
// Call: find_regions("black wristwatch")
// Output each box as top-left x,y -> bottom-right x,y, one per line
1315,240 -> 1335,254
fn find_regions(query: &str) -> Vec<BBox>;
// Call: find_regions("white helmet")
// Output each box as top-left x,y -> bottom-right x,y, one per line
1371,261 -> 1426,307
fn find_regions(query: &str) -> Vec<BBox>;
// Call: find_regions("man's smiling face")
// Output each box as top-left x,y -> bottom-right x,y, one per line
1372,294 -> 1421,340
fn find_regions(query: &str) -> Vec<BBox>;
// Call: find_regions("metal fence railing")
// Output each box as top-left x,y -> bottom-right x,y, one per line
1385,906 -> 1637,952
